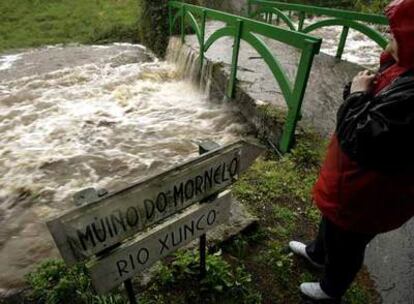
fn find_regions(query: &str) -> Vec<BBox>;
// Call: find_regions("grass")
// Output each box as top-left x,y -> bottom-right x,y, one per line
0,0 -> 141,54
1,0 -> 382,303
24,252 -> 262,304
229,130 -> 380,303
22,130 -> 380,304
137,250 -> 262,304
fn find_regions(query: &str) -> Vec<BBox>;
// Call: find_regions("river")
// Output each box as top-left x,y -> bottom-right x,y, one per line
0,43 -> 250,296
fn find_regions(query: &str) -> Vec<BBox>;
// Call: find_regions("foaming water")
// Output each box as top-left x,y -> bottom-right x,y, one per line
166,37 -> 215,96
0,43 -> 249,293
287,17 -> 385,69
0,55 -> 22,71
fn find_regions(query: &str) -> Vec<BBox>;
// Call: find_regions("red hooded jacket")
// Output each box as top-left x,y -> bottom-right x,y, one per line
313,0 -> 414,234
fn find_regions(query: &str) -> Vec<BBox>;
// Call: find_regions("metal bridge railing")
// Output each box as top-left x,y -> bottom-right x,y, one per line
248,0 -> 389,60
169,1 -> 321,153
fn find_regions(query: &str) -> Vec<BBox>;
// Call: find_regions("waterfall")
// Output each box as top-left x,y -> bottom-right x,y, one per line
166,37 -> 216,100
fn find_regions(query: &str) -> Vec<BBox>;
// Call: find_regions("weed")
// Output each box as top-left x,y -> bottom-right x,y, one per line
290,140 -> 322,171
344,284 -> 372,303
354,0 -> 388,13
232,129 -> 379,303
226,236 -> 250,259
260,243 -> 295,287
25,259 -> 126,304
141,250 -> 262,304
305,205 -> 322,225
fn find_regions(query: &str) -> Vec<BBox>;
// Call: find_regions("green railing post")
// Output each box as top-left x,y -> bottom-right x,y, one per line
336,26 -> 349,60
279,41 -> 318,152
247,0 -> 389,51
227,20 -> 243,99
298,11 -> 305,31
169,1 -> 322,153
181,5 -> 185,43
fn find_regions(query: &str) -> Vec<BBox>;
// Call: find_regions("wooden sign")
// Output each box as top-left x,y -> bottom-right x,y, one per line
47,141 -> 263,264
88,191 -> 231,294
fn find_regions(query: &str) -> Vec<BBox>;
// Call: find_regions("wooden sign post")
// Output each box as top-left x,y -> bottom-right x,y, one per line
198,140 -> 221,279
46,140 -> 263,302
88,192 -> 231,293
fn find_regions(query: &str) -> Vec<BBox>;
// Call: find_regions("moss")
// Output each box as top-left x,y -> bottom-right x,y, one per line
89,23 -> 140,45
138,0 -> 169,58
353,0 -> 388,13
256,103 -> 287,125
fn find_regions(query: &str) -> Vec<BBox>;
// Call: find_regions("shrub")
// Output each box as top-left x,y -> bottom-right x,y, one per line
25,259 -> 125,304
354,0 -> 389,13
145,250 -> 262,304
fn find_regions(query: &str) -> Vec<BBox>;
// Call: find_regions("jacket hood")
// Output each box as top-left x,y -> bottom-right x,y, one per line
386,0 -> 414,69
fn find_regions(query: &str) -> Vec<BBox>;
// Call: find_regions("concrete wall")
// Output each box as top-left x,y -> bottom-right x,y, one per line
214,0 -> 248,14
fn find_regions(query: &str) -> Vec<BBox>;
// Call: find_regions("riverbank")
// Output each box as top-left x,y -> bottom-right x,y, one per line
0,43 -> 250,299
6,130 -> 379,304
0,0 -> 140,54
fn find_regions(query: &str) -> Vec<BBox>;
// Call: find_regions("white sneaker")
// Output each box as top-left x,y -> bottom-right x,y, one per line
300,282 -> 334,300
288,241 -> 324,268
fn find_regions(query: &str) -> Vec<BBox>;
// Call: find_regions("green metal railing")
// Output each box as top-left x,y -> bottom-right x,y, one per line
248,0 -> 389,60
169,1 -> 321,153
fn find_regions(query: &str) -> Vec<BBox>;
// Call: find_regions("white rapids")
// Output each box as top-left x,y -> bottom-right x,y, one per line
287,16 -> 387,69
0,43 -> 250,293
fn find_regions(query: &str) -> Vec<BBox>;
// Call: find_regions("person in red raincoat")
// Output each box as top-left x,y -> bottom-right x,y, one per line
289,0 -> 414,300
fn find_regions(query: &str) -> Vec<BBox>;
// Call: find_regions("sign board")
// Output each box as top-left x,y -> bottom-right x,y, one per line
47,140 -> 263,264
88,191 -> 231,294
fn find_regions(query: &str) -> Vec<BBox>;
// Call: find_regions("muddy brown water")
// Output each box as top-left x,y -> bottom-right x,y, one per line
0,43 -> 251,296
0,19 -> 412,303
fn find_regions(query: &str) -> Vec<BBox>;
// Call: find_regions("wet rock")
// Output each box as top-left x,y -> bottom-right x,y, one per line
209,195 -> 258,243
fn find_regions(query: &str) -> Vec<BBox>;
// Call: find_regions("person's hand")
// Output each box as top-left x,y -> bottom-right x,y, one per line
350,70 -> 376,94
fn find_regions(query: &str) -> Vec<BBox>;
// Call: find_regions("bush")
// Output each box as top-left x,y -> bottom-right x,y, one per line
25,259 -> 125,304
354,0 -> 389,13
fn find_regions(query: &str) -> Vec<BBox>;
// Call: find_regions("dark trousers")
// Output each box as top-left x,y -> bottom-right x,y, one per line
305,217 -> 376,298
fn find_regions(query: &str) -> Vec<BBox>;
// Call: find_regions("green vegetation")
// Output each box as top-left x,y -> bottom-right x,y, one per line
139,0 -> 169,58
0,0 -> 140,53
24,251 -> 260,304
354,0 -> 389,13
230,130 -> 380,303
2,1 -> 383,302
23,131 -> 379,304
25,260 -> 126,304
0,0 -> 386,55
139,250 -> 261,303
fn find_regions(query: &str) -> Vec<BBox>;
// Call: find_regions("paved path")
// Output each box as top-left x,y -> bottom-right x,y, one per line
366,221 -> 414,304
